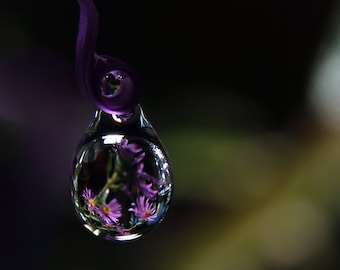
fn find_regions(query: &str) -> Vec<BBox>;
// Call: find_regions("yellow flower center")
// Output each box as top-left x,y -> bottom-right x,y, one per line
101,205 -> 110,216
88,198 -> 95,208
144,209 -> 151,218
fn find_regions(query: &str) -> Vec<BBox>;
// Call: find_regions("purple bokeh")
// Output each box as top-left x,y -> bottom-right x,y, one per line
0,48 -> 94,269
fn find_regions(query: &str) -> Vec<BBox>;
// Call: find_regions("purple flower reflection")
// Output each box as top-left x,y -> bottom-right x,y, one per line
139,182 -> 158,200
82,187 -> 96,214
115,138 -> 145,165
129,196 -> 157,222
116,226 -> 132,236
95,198 -> 122,225
137,163 -> 159,199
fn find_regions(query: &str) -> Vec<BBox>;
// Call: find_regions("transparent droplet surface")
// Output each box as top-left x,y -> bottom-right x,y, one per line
70,106 -> 174,242
101,70 -> 129,97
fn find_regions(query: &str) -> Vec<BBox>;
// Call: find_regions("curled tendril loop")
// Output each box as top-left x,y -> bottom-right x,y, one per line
76,0 -> 143,114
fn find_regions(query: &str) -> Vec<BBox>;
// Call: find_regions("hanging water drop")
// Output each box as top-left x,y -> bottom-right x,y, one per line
101,70 -> 129,97
71,0 -> 174,242
70,106 -> 173,242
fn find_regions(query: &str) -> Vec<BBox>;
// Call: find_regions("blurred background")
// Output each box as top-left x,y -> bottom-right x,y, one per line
1,0 -> 340,269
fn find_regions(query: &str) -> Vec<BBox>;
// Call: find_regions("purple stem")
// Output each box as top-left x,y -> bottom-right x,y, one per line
76,0 -> 143,114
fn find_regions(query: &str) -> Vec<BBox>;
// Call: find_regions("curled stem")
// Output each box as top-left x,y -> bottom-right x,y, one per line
76,0 -> 143,115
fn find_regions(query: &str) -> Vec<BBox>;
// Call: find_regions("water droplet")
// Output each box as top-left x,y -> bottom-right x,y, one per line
100,70 -> 130,97
70,106 -> 174,242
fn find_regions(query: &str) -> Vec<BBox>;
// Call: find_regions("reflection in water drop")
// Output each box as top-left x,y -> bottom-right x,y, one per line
100,70 -> 130,97
70,106 -> 173,242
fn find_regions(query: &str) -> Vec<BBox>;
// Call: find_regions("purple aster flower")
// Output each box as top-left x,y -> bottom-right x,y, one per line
128,196 -> 157,222
120,162 -> 160,199
139,182 -> 158,200
95,198 -> 122,225
115,138 -> 145,165
136,163 -> 159,199
137,163 -> 160,184
82,187 -> 96,213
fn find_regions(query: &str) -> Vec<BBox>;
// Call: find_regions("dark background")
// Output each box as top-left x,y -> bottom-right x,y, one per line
2,0 -> 335,128
1,0 -> 340,269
